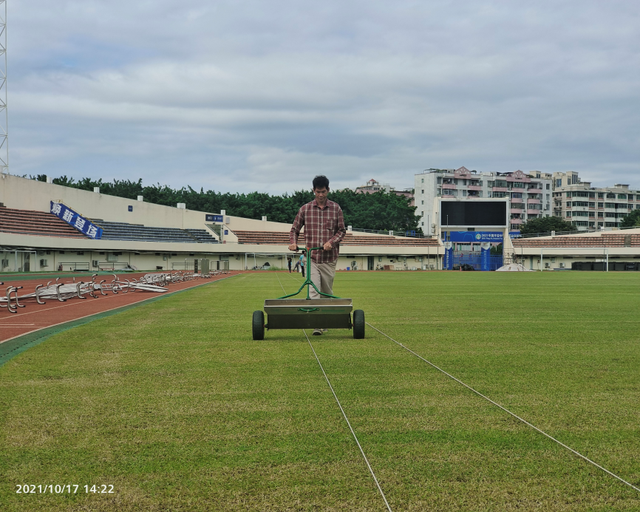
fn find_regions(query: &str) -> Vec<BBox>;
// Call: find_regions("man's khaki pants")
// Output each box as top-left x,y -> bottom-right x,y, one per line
309,260 -> 337,299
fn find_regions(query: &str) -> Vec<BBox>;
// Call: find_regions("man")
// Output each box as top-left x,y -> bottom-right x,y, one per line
289,175 -> 346,335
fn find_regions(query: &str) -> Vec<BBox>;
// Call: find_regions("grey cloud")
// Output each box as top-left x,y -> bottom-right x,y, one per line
7,0 -> 640,193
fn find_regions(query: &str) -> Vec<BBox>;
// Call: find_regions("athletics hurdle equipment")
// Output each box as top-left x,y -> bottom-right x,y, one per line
0,274 -> 169,314
252,247 -> 365,340
0,270 -> 226,315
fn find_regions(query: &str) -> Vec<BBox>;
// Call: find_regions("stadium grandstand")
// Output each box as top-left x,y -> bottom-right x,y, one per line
2,174 -> 640,273
0,174 -> 442,273
509,230 -> 640,271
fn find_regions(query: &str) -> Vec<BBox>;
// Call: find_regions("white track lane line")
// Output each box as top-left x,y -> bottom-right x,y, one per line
368,322 -> 640,495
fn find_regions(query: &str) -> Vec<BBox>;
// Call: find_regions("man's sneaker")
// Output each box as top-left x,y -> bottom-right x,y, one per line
312,328 -> 323,336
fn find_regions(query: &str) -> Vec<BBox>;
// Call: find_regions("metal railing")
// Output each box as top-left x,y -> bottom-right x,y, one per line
350,227 -> 431,238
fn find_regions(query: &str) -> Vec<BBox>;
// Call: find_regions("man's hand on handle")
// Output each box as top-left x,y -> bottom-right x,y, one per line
289,243 -> 332,251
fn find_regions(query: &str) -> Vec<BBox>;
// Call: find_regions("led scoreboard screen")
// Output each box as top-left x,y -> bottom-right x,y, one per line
440,200 -> 507,227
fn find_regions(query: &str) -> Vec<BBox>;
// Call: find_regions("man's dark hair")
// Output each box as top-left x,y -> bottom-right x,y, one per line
312,175 -> 330,190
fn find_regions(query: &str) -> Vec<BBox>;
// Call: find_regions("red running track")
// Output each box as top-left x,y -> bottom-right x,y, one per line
0,272 -> 242,344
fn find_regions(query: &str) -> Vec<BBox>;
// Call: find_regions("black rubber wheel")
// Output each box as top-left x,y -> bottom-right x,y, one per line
252,310 -> 265,340
353,309 -> 365,339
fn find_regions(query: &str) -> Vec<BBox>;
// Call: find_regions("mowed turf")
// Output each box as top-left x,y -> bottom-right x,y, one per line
1,270 -> 640,511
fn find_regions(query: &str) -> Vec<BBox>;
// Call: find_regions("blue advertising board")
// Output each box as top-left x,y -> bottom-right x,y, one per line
206,214 -> 224,223
446,231 -> 520,243
50,201 -> 103,239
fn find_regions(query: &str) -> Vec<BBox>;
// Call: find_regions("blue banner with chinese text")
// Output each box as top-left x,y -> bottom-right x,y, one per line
50,201 -> 103,239
444,242 -> 454,270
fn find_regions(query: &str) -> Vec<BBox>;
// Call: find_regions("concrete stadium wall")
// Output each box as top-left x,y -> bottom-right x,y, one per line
1,249 -> 440,273
0,174 -> 213,229
511,235 -> 640,271
0,247 -> 227,273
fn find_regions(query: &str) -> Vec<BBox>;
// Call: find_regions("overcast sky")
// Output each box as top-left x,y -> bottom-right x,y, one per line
8,1 -> 640,195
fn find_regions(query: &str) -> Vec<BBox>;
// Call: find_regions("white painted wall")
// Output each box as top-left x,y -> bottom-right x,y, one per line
0,174 -> 214,229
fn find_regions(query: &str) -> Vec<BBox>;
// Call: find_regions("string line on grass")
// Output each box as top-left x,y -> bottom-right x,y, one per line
276,272 -> 298,294
367,323 -> 640,495
304,329 -> 393,512
275,272 -> 393,511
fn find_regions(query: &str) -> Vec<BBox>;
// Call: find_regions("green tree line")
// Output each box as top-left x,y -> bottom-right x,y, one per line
32,175 -> 421,234
518,216 -> 577,235
620,209 -> 640,228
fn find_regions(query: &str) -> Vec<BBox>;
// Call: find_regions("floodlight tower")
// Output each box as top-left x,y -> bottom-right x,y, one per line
0,0 -> 7,174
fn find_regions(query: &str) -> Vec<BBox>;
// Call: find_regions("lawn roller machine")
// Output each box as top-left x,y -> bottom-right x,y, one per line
252,247 -> 365,340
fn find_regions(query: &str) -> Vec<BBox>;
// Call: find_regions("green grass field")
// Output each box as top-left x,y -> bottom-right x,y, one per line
1,271 -> 640,511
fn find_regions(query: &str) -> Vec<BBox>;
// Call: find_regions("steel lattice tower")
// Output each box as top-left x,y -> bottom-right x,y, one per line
0,0 -> 7,174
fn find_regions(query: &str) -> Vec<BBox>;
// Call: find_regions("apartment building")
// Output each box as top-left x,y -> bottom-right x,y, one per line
355,179 -> 415,206
552,172 -> 640,231
355,178 -> 390,194
414,167 -> 553,233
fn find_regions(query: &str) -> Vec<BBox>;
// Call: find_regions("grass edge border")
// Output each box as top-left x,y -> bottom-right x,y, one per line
0,274 -> 240,367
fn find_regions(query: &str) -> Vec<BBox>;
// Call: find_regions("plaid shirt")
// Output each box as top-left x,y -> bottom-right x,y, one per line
289,198 -> 346,263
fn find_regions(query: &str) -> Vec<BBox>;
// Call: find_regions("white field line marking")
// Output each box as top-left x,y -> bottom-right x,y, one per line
274,273 -> 393,511
304,329 -> 393,512
368,322 -> 640,494
275,273 -> 288,295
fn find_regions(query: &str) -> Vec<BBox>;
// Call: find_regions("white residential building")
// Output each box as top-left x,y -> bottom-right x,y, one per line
355,179 -> 415,206
552,172 -> 640,231
414,167 -> 553,233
